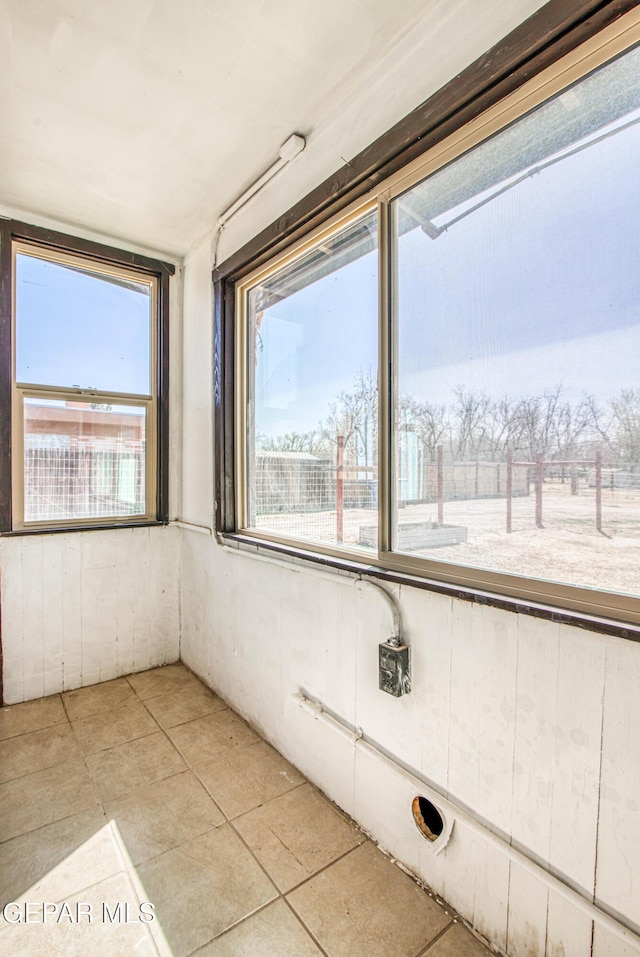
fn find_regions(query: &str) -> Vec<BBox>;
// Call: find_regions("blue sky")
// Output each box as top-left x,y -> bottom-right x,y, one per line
256,241 -> 378,435
254,99 -> 640,439
396,113 -> 640,407
16,255 -> 151,396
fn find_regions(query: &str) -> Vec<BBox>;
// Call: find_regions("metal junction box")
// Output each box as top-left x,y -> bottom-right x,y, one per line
379,640 -> 411,697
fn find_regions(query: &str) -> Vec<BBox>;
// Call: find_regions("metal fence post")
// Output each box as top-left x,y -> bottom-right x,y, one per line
336,434 -> 344,542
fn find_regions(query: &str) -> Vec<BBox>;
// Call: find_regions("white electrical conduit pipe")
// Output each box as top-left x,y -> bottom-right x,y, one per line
221,543 -> 402,636
293,690 -> 640,950
354,578 -> 402,642
211,133 -> 305,268
220,538 -> 366,587
216,541 -> 639,945
172,520 -> 212,535
219,538 -> 392,592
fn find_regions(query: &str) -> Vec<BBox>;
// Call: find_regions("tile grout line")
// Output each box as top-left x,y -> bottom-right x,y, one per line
0,798 -> 109,848
184,773 -> 339,957
283,839 -> 367,896
200,776 -> 308,823
0,721 -> 83,786
281,895 -> 333,957
190,752 -> 367,897
73,723 -> 160,757
70,671 -> 196,805
136,668 -> 317,955
0,695 -> 67,742
59,690 -> 107,825
162,690 -> 364,957
59,674 -> 198,821
143,699 -> 229,732
189,719 -> 461,957
92,667 -> 238,955
415,917 -> 455,956
129,668 -> 448,957
0,696 -> 111,877
3,668 -> 488,956
161,720 -> 290,955
185,894 -> 333,957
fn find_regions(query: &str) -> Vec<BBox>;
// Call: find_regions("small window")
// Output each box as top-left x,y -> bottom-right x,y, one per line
6,233 -> 170,530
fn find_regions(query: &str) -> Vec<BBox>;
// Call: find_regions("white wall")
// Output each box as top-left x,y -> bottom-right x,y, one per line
1,525 -> 180,703
180,531 -> 640,956
194,0 -> 548,266
178,3 -> 640,955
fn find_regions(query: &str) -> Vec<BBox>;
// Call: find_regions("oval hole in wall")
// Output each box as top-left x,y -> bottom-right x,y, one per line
412,796 -> 444,842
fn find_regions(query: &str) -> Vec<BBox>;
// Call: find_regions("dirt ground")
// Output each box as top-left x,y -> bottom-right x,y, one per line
254,481 -> 640,596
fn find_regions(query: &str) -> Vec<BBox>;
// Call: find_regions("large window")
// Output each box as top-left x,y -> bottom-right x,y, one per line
220,7 -> 640,627
0,223 -> 172,531
388,37 -> 640,603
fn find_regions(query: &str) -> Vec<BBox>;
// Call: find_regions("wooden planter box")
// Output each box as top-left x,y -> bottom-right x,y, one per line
359,521 -> 467,550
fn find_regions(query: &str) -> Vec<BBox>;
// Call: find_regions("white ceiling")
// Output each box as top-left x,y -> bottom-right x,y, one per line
0,0 -> 448,258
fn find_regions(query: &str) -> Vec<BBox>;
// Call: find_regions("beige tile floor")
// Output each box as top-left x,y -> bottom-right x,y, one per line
0,663 -> 492,957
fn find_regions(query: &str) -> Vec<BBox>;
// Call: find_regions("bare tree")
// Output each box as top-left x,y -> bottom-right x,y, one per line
610,388 -> 640,470
450,387 -> 494,460
256,430 -> 326,455
549,395 -> 595,460
319,367 -> 378,466
504,386 -> 593,462
259,376 -> 624,476
397,395 -> 449,462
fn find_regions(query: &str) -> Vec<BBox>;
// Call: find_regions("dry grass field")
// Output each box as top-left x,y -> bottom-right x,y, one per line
255,480 -> 640,596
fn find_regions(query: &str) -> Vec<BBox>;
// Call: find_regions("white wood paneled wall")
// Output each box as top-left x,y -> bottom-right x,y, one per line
179,531 -> 640,956
0,525 -> 180,704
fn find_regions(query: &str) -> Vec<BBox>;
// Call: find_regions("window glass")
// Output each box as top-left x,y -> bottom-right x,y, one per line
12,239 -> 161,529
391,44 -> 640,596
246,212 -> 379,551
16,252 -> 152,394
23,398 -> 146,523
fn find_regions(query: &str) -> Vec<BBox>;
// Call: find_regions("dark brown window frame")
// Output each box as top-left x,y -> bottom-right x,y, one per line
214,0 -> 640,641
0,218 -> 174,533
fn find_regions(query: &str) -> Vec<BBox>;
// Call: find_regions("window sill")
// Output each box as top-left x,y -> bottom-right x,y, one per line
1,519 -> 169,537
218,531 -> 640,644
